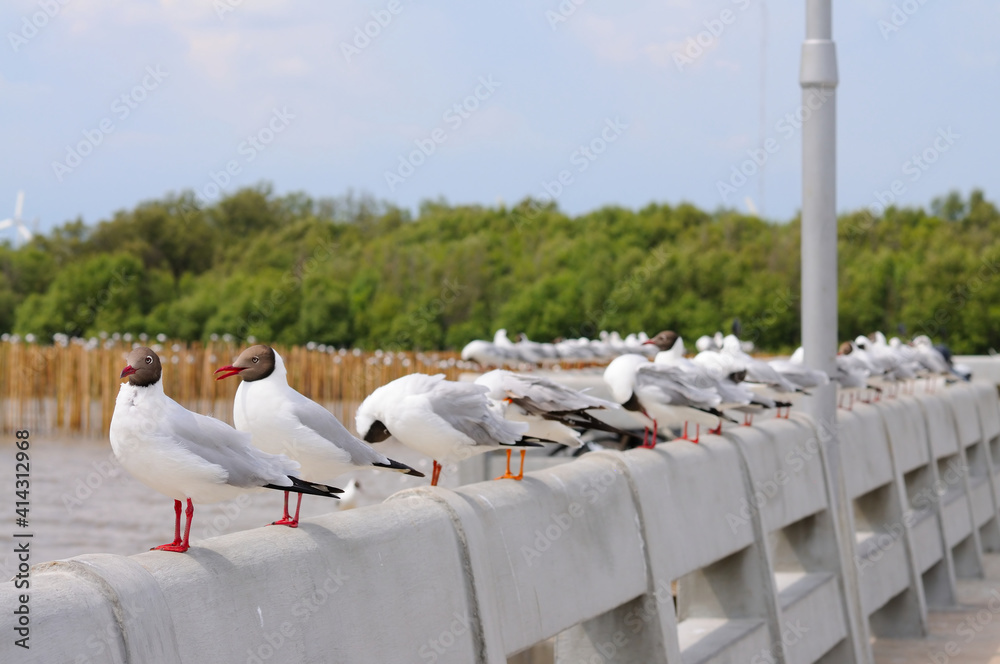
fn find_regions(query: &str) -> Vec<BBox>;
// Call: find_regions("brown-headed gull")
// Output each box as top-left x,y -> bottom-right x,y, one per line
215,344 -> 423,527
111,347 -> 342,552
355,373 -> 540,486
604,354 -> 730,446
643,331 -> 741,435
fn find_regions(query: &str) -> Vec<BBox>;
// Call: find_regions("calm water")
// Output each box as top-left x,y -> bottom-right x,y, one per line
0,436 -> 443,578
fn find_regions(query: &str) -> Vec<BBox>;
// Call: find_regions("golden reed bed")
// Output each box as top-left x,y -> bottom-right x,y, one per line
0,341 -> 464,437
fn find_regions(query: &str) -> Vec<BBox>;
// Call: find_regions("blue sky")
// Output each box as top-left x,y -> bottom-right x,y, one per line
1,0 -> 998,236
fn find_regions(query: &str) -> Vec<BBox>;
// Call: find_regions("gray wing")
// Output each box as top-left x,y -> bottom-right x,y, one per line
769,360 -> 830,389
166,398 -> 296,488
429,381 -> 528,446
636,364 -> 721,409
506,373 -> 619,414
288,391 -> 388,466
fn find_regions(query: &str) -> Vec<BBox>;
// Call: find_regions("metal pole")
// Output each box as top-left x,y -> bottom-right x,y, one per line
801,0 -> 837,382
800,4 -> 871,663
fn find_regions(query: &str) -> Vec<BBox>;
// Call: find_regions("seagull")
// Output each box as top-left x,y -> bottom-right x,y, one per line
644,330 -> 741,435
604,354 -> 730,445
355,373 -> 540,486
110,347 -> 342,552
337,479 -> 363,511
474,369 -> 626,478
215,344 -> 423,528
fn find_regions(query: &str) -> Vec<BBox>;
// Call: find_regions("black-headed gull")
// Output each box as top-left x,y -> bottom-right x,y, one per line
215,344 -> 423,527
355,373 -> 540,486
111,347 -> 342,552
604,354 -> 729,446
644,331 -> 741,435
474,369 -> 625,478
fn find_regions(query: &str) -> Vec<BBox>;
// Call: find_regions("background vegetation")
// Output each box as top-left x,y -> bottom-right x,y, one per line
2,185 -> 998,354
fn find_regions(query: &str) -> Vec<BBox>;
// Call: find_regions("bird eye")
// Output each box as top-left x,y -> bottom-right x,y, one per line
145,356 -> 152,365
252,357 -> 259,363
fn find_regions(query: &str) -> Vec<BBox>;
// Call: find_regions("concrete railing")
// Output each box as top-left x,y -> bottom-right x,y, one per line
3,380 -> 1000,664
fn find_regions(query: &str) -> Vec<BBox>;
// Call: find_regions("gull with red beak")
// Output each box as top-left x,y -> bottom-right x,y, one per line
110,347 -> 342,552
216,344 -> 423,527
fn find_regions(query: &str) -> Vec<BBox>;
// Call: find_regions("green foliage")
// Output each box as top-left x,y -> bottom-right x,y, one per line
5,186 -> 1000,353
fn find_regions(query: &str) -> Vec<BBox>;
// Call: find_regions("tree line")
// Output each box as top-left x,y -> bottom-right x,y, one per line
2,185 -> 997,354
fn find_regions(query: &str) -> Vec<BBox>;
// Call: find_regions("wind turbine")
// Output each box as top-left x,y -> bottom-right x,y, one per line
0,191 -> 35,247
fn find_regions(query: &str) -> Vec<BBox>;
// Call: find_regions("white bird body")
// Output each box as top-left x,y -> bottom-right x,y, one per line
475,369 -> 622,448
605,353 -> 726,431
113,346 -> 342,549
356,373 -> 530,465
220,347 -> 419,481
111,379 -> 299,505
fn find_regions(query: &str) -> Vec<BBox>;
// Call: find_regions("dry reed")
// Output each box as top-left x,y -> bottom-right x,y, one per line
0,340 -> 464,439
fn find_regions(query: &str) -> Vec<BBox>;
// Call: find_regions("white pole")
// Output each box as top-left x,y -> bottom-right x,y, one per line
800,4 -> 870,662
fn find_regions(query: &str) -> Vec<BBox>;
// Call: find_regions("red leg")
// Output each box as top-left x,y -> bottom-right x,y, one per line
708,421 -> 722,435
691,423 -> 700,444
154,499 -> 192,553
743,412 -> 753,426
431,460 -> 442,486
271,490 -> 302,528
152,500 -> 184,551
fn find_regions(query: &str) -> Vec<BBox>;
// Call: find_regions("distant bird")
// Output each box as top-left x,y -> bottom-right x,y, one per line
645,330 -> 744,433
111,347 -> 342,552
215,344 -> 423,527
337,479 -> 363,511
604,354 -> 730,445
475,369 -> 626,477
355,373 -> 541,486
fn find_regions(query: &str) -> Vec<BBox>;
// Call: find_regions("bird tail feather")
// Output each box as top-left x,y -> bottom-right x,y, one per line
373,458 -> 426,477
267,477 -> 344,498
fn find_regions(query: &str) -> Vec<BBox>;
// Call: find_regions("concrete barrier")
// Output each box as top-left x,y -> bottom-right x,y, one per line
5,382 -> 1000,664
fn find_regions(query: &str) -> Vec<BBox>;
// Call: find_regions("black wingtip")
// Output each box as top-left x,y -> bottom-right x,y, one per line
508,438 -> 545,448
268,477 -> 344,498
698,407 -> 739,424
373,458 -> 426,478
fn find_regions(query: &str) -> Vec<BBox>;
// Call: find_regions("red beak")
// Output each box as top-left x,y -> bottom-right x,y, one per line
642,340 -> 656,345
214,365 -> 244,381
120,365 -> 137,378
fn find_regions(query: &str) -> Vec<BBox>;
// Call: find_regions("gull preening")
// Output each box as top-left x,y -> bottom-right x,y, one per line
110,347 -> 342,552
474,369 -> 626,478
604,353 -> 730,446
215,344 -> 423,527
355,373 -> 541,486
